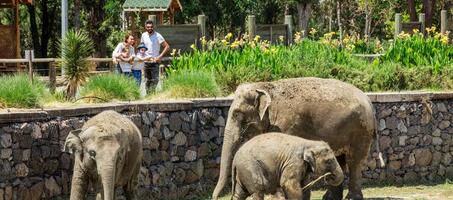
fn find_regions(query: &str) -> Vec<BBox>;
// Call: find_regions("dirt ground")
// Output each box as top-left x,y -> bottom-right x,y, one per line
216,182 -> 453,200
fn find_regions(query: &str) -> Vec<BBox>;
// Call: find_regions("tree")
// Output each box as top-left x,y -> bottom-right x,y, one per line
60,30 -> 94,100
294,0 -> 319,35
27,0 -> 60,74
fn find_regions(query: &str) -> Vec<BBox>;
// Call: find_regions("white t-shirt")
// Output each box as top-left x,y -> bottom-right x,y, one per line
112,42 -> 135,72
141,31 -> 165,58
133,52 -> 150,70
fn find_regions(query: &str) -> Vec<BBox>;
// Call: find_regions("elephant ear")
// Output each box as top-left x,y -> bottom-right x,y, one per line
64,129 -> 83,154
255,89 -> 271,121
303,150 -> 316,173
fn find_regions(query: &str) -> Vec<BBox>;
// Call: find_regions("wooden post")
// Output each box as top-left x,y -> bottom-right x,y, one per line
419,13 -> 425,35
284,15 -> 293,45
49,62 -> 56,94
26,50 -> 33,83
15,4 -> 20,71
198,15 -> 207,38
395,13 -> 402,39
441,10 -> 447,34
148,15 -> 157,26
247,15 -> 256,40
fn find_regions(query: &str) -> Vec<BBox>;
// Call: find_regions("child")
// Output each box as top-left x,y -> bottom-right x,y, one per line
133,43 -> 152,86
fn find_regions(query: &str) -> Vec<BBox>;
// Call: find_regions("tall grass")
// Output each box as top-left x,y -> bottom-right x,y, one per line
0,74 -> 47,108
169,34 -> 453,95
382,30 -> 452,73
158,70 -> 221,98
79,74 -> 140,103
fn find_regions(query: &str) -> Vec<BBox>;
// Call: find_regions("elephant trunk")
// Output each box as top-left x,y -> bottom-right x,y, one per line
99,159 -> 117,200
326,166 -> 344,186
69,154 -> 88,200
212,120 -> 241,200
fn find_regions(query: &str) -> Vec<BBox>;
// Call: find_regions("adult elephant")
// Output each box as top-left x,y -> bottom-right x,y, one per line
212,77 -> 384,200
64,110 -> 143,200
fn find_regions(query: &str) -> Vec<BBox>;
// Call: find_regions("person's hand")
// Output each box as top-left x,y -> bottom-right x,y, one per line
155,56 -> 162,63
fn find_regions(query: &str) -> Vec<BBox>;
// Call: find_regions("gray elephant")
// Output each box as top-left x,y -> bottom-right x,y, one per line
64,110 -> 143,200
212,77 -> 384,200
231,133 -> 344,200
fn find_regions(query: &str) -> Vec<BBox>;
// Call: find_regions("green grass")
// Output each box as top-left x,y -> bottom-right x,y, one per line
79,74 -> 140,103
152,70 -> 222,99
0,74 -> 47,108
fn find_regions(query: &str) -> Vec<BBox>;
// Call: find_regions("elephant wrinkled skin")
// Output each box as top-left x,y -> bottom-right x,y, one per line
212,77 -> 384,200
231,133 -> 344,200
64,110 -> 143,200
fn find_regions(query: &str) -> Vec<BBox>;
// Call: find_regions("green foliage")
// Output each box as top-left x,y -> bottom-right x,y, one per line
159,70 -> 222,98
382,31 -> 453,73
107,30 -> 127,52
79,74 -> 140,103
0,74 -> 47,108
60,30 -> 95,100
168,35 -> 453,97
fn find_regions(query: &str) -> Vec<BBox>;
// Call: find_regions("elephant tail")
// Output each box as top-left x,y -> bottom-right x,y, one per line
374,118 -> 385,168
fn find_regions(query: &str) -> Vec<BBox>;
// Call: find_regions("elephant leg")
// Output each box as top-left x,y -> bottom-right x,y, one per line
302,188 -> 311,200
346,141 -> 371,200
252,193 -> 264,200
282,179 -> 303,200
323,154 -> 345,200
96,181 -> 104,200
124,163 -> 140,200
231,181 -> 248,200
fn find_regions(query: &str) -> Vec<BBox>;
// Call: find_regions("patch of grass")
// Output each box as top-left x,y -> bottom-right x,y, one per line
153,70 -> 222,99
0,74 -> 47,108
79,74 -> 140,103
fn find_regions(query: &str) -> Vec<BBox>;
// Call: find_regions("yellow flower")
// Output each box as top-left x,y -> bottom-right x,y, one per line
190,44 -> 197,50
254,35 -> 261,43
200,36 -> 207,46
294,31 -> 302,44
412,29 -> 419,34
221,39 -> 228,46
279,36 -> 285,43
230,40 -> 240,48
225,33 -> 233,40
397,31 -> 410,40
170,49 -> 177,57
309,28 -> 317,36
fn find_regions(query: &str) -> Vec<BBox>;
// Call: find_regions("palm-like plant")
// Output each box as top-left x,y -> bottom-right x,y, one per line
60,30 -> 94,100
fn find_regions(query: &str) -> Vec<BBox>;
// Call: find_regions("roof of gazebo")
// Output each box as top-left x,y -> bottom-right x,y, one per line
123,0 -> 182,12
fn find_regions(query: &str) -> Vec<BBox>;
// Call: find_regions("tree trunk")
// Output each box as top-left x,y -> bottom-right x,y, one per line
285,4 -> 290,16
27,5 -> 40,55
407,0 -> 418,21
337,0 -> 343,46
297,2 -> 312,36
74,0 -> 81,30
423,0 -> 437,28
364,0 -> 371,39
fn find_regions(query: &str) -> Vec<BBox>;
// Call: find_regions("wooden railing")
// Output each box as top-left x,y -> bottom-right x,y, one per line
0,57 -> 173,93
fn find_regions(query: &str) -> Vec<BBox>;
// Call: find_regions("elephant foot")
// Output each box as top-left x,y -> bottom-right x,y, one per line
322,186 -> 343,200
345,191 -> 364,200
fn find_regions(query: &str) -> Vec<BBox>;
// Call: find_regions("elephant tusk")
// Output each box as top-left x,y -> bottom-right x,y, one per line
302,172 -> 332,192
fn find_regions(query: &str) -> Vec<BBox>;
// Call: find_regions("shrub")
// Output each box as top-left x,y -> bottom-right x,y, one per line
0,74 -> 47,108
60,30 -> 95,100
159,70 -> 221,98
79,74 -> 140,103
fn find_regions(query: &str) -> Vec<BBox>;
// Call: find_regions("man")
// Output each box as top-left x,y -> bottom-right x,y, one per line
140,20 -> 170,90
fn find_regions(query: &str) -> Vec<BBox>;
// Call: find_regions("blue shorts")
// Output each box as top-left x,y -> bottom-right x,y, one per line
132,70 -> 142,86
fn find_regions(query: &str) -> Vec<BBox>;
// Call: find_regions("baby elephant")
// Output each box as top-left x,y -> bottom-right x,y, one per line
64,110 -> 143,200
231,133 -> 344,200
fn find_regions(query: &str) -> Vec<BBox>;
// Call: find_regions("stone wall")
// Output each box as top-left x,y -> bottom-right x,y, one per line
0,93 -> 453,199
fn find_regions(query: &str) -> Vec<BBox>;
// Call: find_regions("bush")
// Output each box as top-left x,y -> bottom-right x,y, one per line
0,74 -> 47,108
79,74 -> 140,103
159,70 -> 221,98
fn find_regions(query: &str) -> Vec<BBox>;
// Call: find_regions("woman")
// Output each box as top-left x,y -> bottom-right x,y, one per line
112,34 -> 135,76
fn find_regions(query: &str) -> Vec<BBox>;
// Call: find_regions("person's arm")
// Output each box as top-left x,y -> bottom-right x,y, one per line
112,43 -> 122,58
155,41 -> 170,63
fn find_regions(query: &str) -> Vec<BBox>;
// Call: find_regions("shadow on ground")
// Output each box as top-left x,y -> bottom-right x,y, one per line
364,198 -> 404,200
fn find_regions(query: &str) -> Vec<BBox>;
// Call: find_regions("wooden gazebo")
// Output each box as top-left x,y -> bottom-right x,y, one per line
0,0 -> 32,72
122,0 -> 182,31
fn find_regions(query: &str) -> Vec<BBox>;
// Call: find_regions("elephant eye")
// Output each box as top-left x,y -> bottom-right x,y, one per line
88,150 -> 96,159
